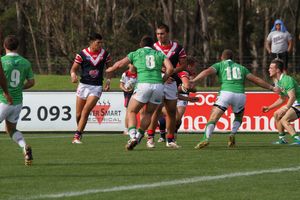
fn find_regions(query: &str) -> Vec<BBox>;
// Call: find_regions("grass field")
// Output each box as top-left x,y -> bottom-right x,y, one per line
1,133 -> 299,200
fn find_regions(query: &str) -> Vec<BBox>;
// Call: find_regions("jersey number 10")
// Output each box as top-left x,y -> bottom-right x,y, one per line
225,67 -> 242,80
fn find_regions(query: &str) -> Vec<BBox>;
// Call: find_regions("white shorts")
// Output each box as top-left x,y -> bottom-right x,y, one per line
215,91 -> 246,113
133,83 -> 164,104
76,83 -> 102,99
0,103 -> 22,123
164,81 -> 178,100
177,94 -> 188,107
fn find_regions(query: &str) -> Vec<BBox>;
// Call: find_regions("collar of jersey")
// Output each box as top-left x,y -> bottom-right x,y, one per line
6,52 -> 19,56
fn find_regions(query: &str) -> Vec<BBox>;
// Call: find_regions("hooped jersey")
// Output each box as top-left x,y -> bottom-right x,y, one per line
74,47 -> 111,86
277,74 -> 300,103
153,41 -> 186,81
212,59 -> 250,93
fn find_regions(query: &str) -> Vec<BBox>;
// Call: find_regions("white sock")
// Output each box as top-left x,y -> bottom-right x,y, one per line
12,131 -> 26,150
205,123 -> 215,139
232,121 -> 241,134
128,128 -> 136,139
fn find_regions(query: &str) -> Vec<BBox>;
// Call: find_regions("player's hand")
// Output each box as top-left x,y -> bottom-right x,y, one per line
272,86 -> 281,94
3,92 -> 13,105
71,72 -> 78,83
188,96 -> 199,102
104,81 -> 110,91
165,76 -> 174,84
262,106 -> 270,113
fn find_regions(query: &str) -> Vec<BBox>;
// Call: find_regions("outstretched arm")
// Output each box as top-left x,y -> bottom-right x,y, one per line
190,67 -> 215,84
106,57 -> 130,73
246,73 -> 279,93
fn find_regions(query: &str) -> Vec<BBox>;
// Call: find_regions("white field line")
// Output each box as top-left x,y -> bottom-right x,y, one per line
12,166 -> 300,200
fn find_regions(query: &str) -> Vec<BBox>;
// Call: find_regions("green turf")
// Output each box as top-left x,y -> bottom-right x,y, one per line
30,75 -> 269,91
0,133 -> 299,200
30,75 -> 120,91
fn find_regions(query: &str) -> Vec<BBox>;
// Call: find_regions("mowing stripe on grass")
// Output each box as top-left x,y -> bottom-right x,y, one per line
15,165 -> 300,200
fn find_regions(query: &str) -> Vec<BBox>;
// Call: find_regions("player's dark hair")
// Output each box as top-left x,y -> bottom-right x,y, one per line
89,33 -> 102,41
271,58 -> 284,72
4,35 -> 19,51
157,23 -> 169,33
222,49 -> 233,60
140,35 -> 154,48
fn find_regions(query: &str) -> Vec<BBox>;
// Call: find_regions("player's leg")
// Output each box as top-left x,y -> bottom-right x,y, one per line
228,93 -> 246,147
164,98 -> 179,148
280,106 -> 300,144
228,110 -> 244,148
157,115 -> 166,143
273,108 -> 288,144
4,104 -> 32,165
146,104 -> 162,148
73,95 -> 99,144
195,105 -> 224,149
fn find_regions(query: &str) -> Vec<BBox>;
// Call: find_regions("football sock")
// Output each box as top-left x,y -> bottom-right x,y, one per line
203,121 -> 215,140
291,134 -> 300,141
11,131 -> 26,149
128,126 -> 136,139
158,117 -> 166,130
147,129 -> 155,139
158,117 -> 166,139
232,115 -> 242,134
160,130 -> 166,139
166,133 -> 175,143
136,128 -> 145,143
278,132 -> 286,140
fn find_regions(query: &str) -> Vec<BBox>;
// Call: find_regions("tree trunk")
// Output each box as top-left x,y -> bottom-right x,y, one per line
160,0 -> 175,39
199,0 -> 211,87
238,0 -> 245,65
16,1 -> 27,56
21,3 -> 43,74
262,7 -> 270,79
44,0 -> 52,74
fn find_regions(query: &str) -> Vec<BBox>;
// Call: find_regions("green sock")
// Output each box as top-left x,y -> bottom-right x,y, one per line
292,134 -> 300,141
278,133 -> 286,140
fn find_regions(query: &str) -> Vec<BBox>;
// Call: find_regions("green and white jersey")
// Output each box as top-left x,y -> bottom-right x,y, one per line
127,47 -> 166,83
212,59 -> 250,93
0,53 -> 34,105
277,74 -> 300,102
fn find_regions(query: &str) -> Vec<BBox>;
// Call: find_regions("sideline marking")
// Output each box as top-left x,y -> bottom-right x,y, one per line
13,166 -> 300,200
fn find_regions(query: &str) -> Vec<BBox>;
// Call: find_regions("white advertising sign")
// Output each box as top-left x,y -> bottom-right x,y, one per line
0,92 -> 126,132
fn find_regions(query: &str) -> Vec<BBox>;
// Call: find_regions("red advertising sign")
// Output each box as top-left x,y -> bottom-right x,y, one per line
181,92 -> 299,132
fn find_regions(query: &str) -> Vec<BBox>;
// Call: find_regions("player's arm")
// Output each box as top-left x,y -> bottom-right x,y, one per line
262,95 -> 286,113
288,39 -> 293,53
70,62 -> 80,83
190,67 -> 215,84
174,57 -> 187,74
246,73 -> 279,93
265,40 -> 272,54
162,58 -> 174,82
106,57 -> 130,73
178,94 -> 199,102
23,79 -> 35,90
285,89 -> 296,109
103,61 -> 113,91
0,63 -> 12,104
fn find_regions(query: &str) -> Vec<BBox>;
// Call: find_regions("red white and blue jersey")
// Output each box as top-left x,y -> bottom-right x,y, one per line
153,41 -> 186,68
74,47 -> 111,86
153,41 -> 186,81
